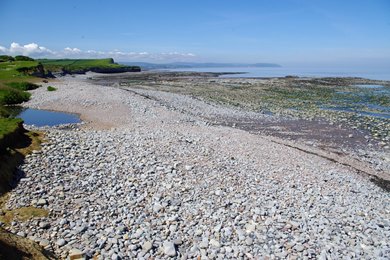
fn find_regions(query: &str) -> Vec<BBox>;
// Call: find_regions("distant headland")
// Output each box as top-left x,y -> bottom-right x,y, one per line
120,61 -> 281,70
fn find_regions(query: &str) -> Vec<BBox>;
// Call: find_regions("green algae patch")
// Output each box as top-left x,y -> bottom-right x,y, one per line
0,206 -> 48,225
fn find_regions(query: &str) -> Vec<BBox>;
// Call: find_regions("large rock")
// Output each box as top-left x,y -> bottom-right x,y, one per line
163,241 -> 176,257
68,248 -> 85,260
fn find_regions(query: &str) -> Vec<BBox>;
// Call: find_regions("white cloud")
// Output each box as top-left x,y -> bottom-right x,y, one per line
64,47 -> 82,53
0,42 -> 197,61
8,42 -> 54,56
0,45 -> 7,53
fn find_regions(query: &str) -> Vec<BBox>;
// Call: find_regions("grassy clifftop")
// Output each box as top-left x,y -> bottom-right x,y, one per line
38,58 -> 141,74
0,57 -> 141,81
0,60 -> 40,109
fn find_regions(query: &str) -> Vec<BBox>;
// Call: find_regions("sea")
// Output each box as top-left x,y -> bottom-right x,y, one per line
167,67 -> 390,81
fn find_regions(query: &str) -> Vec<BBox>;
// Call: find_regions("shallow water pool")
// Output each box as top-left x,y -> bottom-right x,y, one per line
6,107 -> 81,126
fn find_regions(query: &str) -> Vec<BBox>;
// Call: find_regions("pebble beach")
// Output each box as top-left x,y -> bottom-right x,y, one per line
4,73 -> 390,259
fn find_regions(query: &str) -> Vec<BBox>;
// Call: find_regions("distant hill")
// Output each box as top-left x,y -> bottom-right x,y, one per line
120,62 -> 281,70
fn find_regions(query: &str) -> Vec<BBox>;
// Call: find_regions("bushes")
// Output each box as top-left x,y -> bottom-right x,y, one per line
47,86 -> 57,91
14,55 -> 35,61
0,82 -> 35,105
0,89 -> 31,105
0,55 -> 15,62
15,66 -> 31,74
6,82 -> 40,91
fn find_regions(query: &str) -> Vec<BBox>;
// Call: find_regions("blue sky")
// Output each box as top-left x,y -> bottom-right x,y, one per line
0,0 -> 389,66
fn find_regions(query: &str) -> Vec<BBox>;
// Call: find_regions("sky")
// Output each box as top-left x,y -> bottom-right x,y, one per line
0,0 -> 389,67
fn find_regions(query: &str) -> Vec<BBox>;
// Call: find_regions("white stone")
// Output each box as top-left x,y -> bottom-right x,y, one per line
163,241 -> 176,257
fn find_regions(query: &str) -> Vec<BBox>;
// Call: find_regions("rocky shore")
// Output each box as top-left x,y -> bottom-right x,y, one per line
2,73 -> 390,259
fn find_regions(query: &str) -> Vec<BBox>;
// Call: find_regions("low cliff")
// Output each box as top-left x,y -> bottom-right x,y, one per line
38,58 -> 141,76
61,65 -> 141,75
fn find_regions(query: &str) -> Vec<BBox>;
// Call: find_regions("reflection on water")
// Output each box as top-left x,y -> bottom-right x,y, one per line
321,106 -> 390,119
354,84 -> 385,89
168,67 -> 390,80
4,106 -> 81,126
320,84 -> 390,119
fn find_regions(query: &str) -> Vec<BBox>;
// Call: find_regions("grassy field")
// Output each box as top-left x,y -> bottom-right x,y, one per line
0,60 -> 38,82
39,58 -> 117,67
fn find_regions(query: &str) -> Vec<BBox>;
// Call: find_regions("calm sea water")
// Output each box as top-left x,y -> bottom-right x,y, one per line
168,67 -> 390,81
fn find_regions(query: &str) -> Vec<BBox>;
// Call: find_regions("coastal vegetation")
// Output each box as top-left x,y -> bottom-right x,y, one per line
0,88 -> 31,105
47,86 -> 57,91
0,56 -> 41,108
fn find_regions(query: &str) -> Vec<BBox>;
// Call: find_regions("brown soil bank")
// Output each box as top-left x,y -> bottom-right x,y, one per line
0,228 -> 53,259
0,126 -> 50,259
0,122 -> 29,194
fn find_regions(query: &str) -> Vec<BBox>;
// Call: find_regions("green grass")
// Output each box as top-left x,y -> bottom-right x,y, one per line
0,60 -> 42,107
39,58 -> 118,67
0,60 -> 38,82
0,118 -> 22,139
47,86 -> 57,91
39,58 -> 115,67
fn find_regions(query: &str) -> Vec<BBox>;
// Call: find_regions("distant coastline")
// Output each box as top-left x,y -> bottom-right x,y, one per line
120,61 -> 281,70
166,66 -> 390,81
119,61 -> 390,81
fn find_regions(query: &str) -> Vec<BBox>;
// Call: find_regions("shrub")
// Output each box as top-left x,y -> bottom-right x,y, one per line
16,67 -> 31,74
0,106 -> 11,118
6,82 -> 40,91
0,55 -> 15,62
14,55 -> 35,61
0,89 -> 31,105
47,86 -> 57,91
